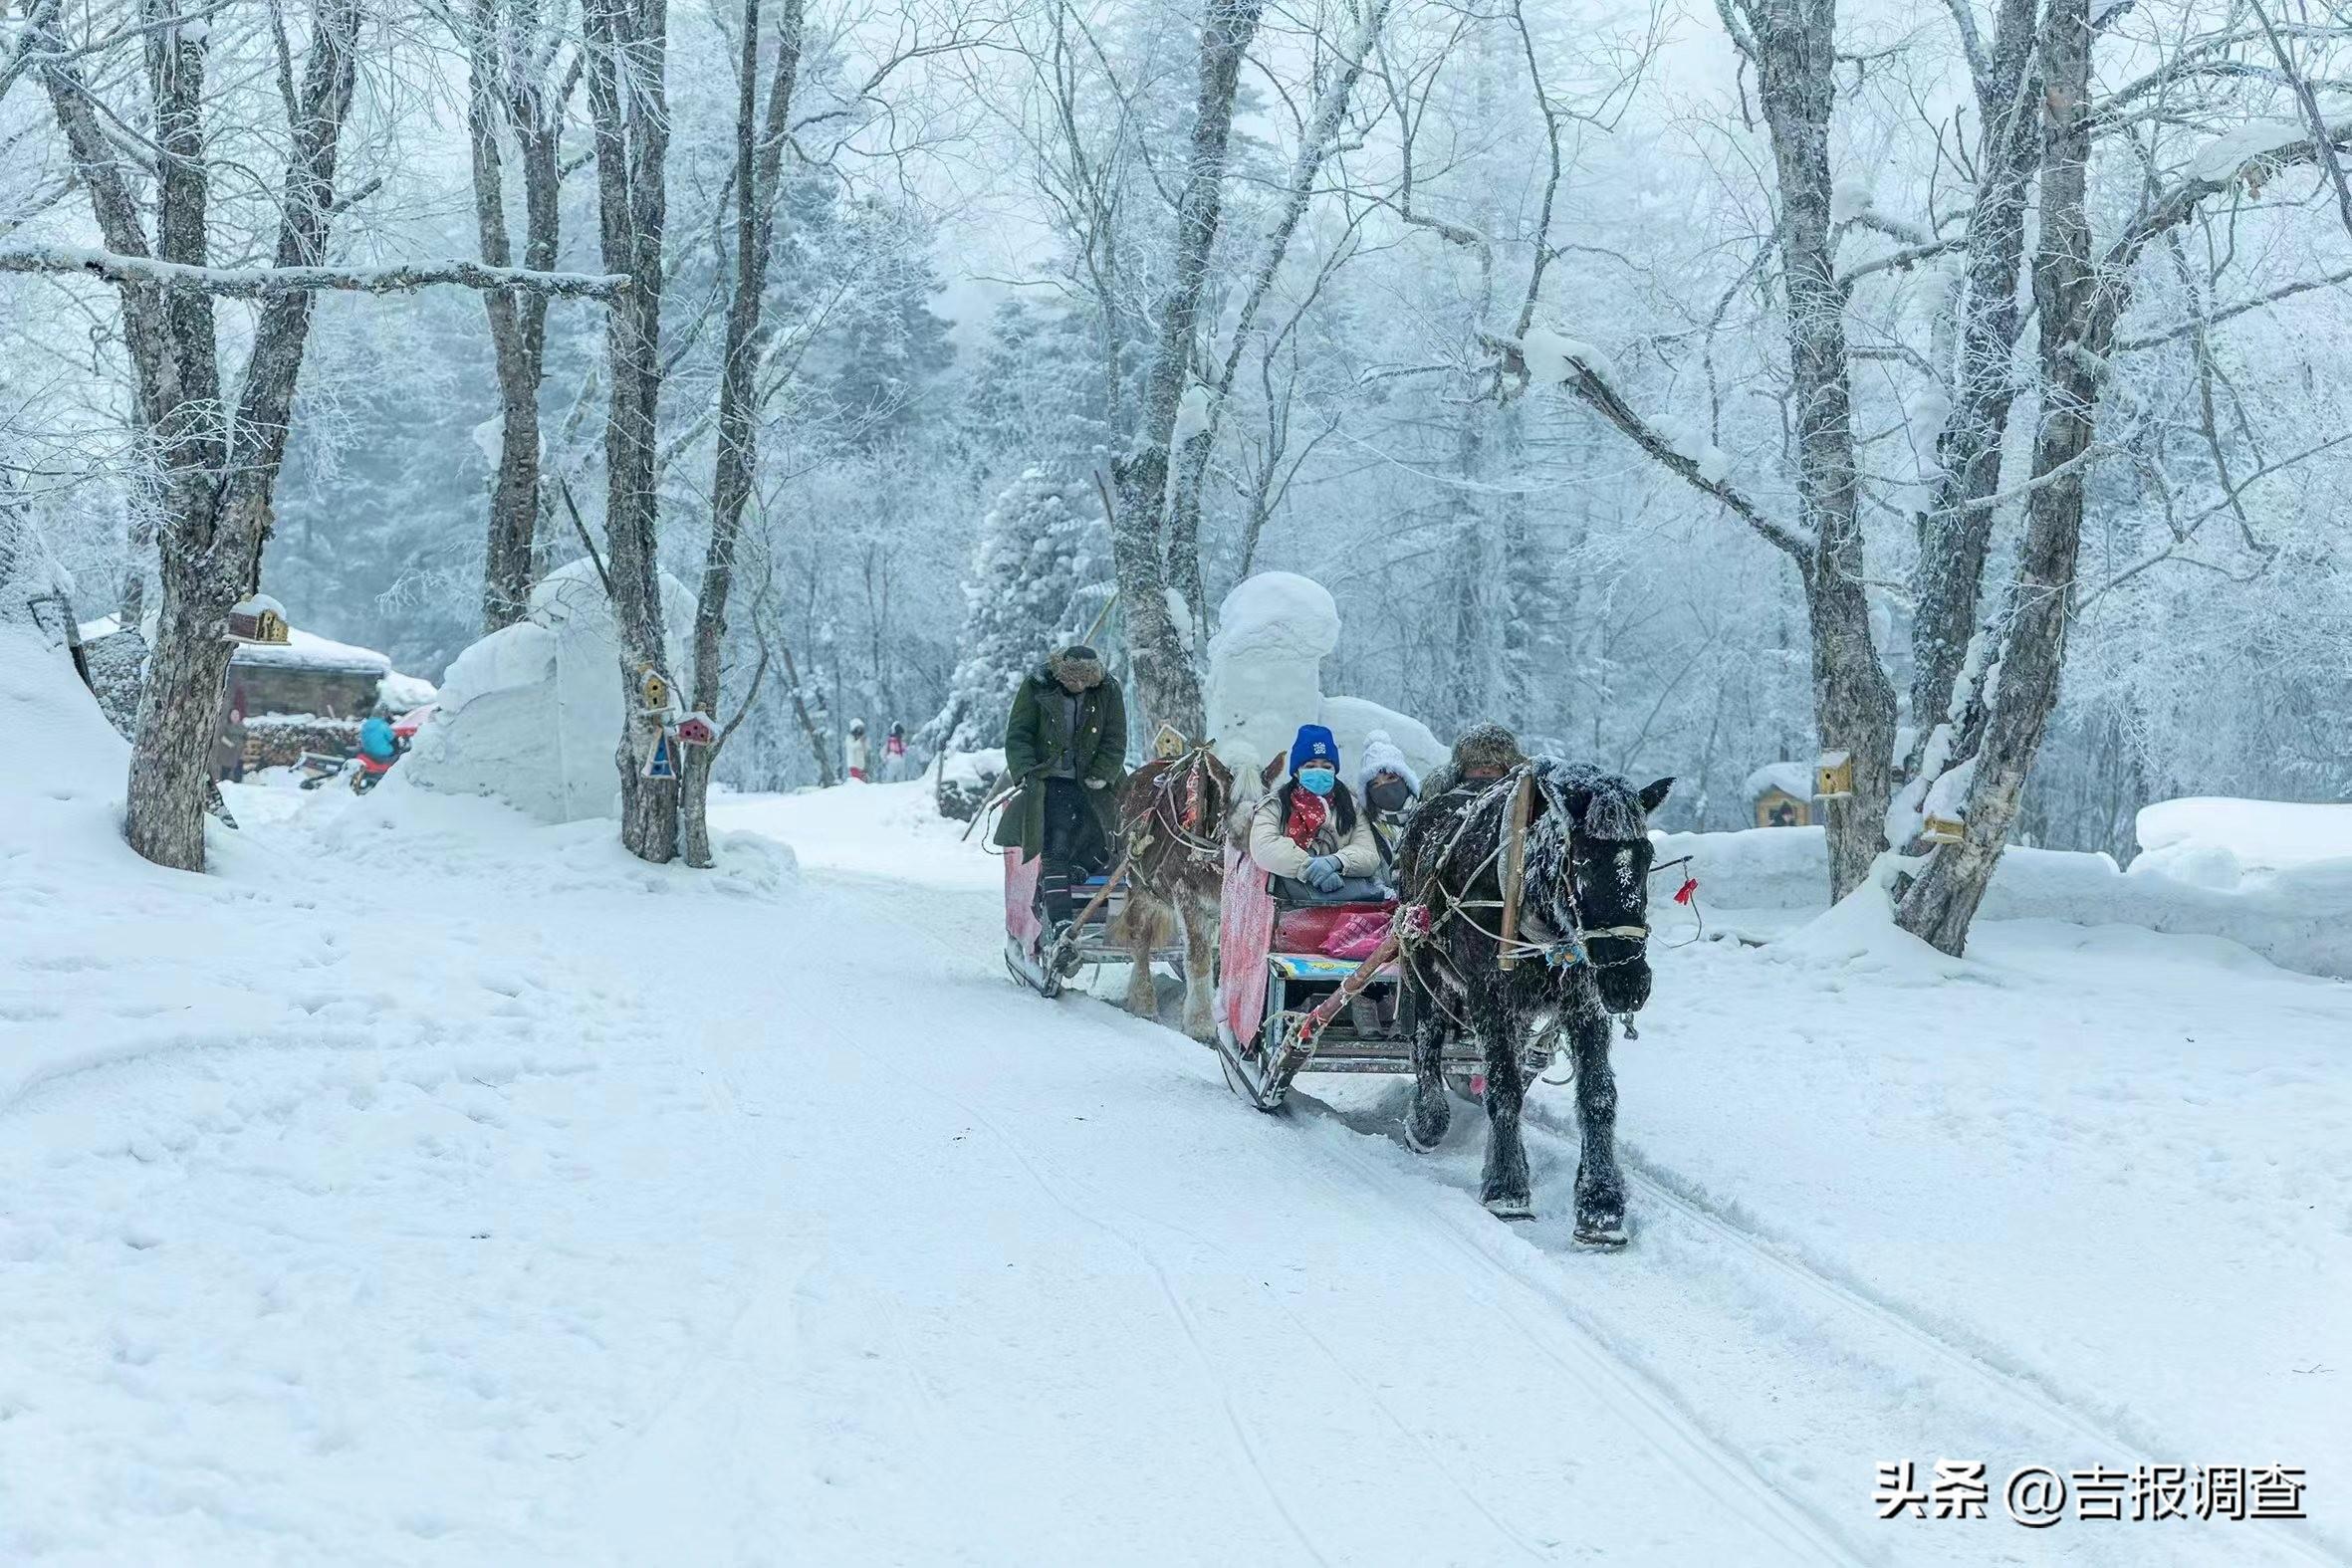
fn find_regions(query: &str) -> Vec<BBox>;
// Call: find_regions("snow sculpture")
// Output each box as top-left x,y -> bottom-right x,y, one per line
402,559 -> 695,822
1203,571 -> 1338,777
1203,571 -> 1450,786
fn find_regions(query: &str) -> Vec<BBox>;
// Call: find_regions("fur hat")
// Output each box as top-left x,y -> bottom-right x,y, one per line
1289,723 -> 1339,776
1048,645 -> 1105,690
1448,722 -> 1526,779
1352,729 -> 1420,796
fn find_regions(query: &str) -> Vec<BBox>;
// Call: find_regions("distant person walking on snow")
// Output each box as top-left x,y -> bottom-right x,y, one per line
994,643 -> 1127,958
882,720 -> 909,782
845,719 -> 869,783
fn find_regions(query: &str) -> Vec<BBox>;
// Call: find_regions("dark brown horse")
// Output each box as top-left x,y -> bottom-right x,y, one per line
1392,760 -> 1671,1238
1107,747 -> 1234,1039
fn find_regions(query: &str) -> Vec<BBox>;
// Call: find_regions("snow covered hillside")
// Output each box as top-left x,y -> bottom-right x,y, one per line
2,759 -> 2346,1562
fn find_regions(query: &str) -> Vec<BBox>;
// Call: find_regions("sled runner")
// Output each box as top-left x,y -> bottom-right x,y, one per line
1212,845 -> 1484,1111
1002,850 -> 1183,998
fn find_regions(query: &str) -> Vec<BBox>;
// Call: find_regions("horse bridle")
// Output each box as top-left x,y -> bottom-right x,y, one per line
1415,767 -> 1652,972
1138,748 -> 1227,863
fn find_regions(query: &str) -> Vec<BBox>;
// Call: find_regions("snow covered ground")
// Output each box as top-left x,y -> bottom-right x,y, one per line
2,757 -> 2346,1564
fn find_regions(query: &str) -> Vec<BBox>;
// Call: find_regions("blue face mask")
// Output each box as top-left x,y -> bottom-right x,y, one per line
1297,767 -> 1335,796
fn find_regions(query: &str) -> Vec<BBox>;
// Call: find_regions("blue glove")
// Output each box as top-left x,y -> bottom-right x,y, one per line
1305,855 -> 1344,893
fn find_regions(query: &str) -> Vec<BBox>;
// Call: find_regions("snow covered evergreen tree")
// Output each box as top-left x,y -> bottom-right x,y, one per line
923,464 -> 1106,755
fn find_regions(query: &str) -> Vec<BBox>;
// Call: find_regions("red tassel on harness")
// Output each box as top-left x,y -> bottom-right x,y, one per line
1673,877 -> 1699,905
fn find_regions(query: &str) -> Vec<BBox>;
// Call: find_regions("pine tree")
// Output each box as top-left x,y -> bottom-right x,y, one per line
922,465 -> 1106,754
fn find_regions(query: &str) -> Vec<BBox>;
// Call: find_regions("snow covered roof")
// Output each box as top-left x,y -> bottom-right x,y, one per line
1743,762 -> 1812,800
80,608 -> 393,676
233,625 -> 391,675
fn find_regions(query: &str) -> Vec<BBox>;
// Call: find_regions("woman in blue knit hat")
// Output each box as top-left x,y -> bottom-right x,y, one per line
1247,723 -> 1387,902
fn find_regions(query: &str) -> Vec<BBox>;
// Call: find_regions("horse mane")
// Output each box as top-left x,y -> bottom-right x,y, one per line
1395,757 -> 1648,900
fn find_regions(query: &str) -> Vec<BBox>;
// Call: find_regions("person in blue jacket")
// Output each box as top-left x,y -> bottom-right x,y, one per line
358,714 -> 399,763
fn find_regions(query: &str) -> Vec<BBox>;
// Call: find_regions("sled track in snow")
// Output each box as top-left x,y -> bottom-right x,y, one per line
1294,1114 -> 1872,1568
1520,1093 -> 2352,1568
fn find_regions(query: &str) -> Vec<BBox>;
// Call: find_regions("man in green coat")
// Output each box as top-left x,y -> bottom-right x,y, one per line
994,643 -> 1127,956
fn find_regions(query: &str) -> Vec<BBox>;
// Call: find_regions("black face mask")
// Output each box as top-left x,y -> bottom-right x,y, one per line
1368,778 -> 1411,814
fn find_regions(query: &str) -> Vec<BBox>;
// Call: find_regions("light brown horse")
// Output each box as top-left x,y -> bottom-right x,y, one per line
1107,747 -> 1235,1039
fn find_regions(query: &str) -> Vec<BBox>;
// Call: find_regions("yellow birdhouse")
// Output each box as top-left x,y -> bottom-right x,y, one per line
1921,813 -> 1966,845
1814,750 -> 1854,800
225,595 -> 290,645
1152,722 -> 1189,760
637,664 -> 670,713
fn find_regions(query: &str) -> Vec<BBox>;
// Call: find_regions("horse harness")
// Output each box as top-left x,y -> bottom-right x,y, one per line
1390,766 -> 1651,1033
1122,747 -> 1226,868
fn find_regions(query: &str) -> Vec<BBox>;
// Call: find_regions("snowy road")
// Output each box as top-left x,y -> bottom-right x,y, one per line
1,778 -> 2345,1564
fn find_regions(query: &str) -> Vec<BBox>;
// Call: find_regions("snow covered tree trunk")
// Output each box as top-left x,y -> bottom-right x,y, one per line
1748,0 -> 1900,900
1897,0 -> 2095,953
1906,0 -> 2041,767
1163,0 -> 1395,610
681,0 -> 802,869
585,0 -> 676,863
467,0 -> 571,632
36,0 -> 362,870
1107,0 -> 1266,740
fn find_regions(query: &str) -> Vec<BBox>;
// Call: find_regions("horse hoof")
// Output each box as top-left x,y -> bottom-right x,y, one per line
1572,1221 -> 1628,1248
1483,1195 -> 1534,1222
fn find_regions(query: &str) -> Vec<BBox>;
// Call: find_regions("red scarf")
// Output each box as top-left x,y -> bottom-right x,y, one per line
1285,786 -> 1329,850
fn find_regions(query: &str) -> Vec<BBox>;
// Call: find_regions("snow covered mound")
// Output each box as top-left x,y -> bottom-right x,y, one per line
1203,571 -> 1337,774
1651,820 -> 2352,980
2135,796 -> 2352,878
713,780 -> 997,891
0,514 -> 127,855
401,560 -> 695,823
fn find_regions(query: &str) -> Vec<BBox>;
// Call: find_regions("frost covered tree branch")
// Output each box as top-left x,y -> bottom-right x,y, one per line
0,245 -> 630,298
1482,330 -> 1810,561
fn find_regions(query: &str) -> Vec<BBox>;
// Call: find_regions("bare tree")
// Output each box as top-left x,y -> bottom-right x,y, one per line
1895,12 -> 2352,950
16,0 -> 619,871
462,0 -> 583,630
1163,0 -> 1398,618
1105,0 -> 1268,738
583,0 -> 678,862
679,0 -> 804,867
1498,0 -> 2352,943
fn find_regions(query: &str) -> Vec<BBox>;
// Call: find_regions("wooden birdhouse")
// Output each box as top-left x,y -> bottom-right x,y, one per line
1754,787 -> 1811,829
1152,722 -> 1189,760
224,594 -> 289,645
636,663 -> 672,716
1921,813 -> 1966,845
1814,749 -> 1854,800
